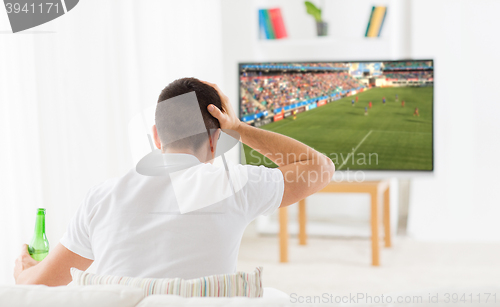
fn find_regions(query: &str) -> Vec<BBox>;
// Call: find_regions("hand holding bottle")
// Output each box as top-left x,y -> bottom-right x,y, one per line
14,244 -> 39,282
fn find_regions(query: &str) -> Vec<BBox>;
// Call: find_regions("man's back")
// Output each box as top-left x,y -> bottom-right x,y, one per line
60,153 -> 284,279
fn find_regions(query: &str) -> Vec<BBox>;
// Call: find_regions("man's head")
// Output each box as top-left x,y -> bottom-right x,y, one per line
153,78 -> 222,160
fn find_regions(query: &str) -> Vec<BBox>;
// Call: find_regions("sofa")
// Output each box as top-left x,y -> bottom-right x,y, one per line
1,284 -> 498,306
0,285 -> 290,307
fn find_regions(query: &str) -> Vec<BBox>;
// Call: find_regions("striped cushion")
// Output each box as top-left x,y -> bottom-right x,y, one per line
70,267 -> 263,298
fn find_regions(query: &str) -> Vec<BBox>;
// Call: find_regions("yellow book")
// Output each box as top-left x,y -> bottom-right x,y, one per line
366,6 -> 387,38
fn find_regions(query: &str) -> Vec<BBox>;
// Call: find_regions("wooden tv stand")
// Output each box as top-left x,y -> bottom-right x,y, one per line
279,180 -> 391,266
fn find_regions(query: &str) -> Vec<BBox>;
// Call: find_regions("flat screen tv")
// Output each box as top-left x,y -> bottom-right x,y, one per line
238,60 -> 433,172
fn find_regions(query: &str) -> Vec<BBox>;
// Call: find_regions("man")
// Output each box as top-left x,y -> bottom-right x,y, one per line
369,101 -> 372,109
351,99 -> 355,106
14,78 -> 335,286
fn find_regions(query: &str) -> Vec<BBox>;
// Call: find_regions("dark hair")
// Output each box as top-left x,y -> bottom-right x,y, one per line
155,78 -> 221,151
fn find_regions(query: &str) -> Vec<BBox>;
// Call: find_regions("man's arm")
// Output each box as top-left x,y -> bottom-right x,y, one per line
234,124 -> 334,207
15,243 -> 93,286
204,82 -> 335,208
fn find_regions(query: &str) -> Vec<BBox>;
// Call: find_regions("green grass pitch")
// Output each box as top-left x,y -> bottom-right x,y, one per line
242,86 -> 433,171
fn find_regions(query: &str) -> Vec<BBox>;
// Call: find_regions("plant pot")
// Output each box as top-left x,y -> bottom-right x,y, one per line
316,21 -> 328,36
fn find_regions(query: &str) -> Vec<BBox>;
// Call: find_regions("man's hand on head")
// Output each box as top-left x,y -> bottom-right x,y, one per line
202,81 -> 242,132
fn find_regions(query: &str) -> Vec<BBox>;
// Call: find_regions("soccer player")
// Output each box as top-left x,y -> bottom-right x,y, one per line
351,99 -> 355,106
369,101 -> 372,109
382,96 -> 386,104
365,106 -> 368,116
395,94 -> 399,102
413,107 -> 419,116
293,109 -> 297,120
355,96 -> 359,103
401,100 -> 405,107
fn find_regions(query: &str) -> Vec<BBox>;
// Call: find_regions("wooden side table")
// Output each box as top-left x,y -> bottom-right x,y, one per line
279,180 -> 392,266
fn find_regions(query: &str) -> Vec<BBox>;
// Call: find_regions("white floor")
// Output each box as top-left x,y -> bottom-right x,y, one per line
236,234 -> 500,296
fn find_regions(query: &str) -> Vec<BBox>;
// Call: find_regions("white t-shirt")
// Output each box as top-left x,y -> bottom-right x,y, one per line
60,153 -> 284,279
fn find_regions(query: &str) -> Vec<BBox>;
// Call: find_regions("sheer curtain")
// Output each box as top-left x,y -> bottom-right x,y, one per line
0,0 -> 223,284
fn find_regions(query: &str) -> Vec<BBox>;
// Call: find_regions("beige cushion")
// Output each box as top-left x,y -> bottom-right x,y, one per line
136,288 -> 289,307
71,267 -> 263,298
136,295 -> 290,307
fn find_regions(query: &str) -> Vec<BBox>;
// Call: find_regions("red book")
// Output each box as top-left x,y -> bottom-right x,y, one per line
269,8 -> 287,39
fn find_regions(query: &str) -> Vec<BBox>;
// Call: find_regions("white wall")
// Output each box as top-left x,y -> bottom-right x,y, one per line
407,0 -> 500,241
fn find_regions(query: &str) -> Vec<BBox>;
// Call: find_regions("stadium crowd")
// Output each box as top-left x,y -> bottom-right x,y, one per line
384,71 -> 433,80
263,62 -> 349,69
383,61 -> 432,70
240,72 -> 363,117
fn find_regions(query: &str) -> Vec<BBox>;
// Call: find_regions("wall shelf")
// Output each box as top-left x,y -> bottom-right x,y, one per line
256,37 -> 388,46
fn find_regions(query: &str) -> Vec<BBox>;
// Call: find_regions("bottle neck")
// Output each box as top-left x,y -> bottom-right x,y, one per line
34,213 -> 45,235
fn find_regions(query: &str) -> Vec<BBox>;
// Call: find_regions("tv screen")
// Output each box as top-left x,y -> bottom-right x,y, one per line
239,60 -> 433,171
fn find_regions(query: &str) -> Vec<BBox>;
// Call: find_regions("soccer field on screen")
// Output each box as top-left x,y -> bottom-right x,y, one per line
242,86 -> 433,171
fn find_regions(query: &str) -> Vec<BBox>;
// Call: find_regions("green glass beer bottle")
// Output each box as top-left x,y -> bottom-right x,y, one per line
28,208 -> 49,261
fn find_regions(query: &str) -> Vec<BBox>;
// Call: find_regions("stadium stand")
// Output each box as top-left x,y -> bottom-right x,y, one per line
384,71 -> 433,81
383,61 -> 433,70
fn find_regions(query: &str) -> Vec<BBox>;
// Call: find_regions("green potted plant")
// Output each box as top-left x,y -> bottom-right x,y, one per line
305,1 -> 328,36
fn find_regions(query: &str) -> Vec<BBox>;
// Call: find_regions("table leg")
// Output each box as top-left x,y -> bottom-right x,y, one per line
279,206 -> 288,263
371,191 -> 380,266
298,199 -> 307,245
383,186 -> 391,247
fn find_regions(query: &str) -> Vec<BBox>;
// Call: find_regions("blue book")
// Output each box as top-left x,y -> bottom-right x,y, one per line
258,9 -> 267,39
262,9 -> 275,39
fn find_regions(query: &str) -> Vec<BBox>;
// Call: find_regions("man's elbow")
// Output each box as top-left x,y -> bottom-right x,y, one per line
15,275 -> 32,285
18,278 -> 52,286
16,272 -> 45,286
328,158 -> 335,177
321,158 -> 335,185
